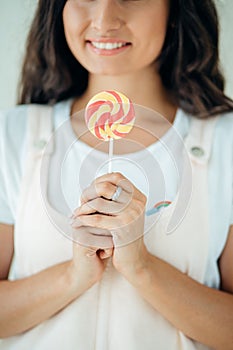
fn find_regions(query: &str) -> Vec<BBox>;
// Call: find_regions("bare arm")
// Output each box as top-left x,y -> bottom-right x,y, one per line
219,227 -> 233,293
0,224 -> 14,280
0,223 -> 112,338
120,225 -> 233,350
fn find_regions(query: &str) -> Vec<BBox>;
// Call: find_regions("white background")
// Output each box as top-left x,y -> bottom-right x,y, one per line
0,0 -> 232,109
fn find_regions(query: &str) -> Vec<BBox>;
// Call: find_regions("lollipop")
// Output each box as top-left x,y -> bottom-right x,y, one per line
85,90 -> 135,172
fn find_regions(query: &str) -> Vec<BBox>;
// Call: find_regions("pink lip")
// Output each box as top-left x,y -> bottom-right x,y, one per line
87,38 -> 129,44
86,39 -> 131,56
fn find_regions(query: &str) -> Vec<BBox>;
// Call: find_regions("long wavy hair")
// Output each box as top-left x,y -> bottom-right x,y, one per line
18,0 -> 233,117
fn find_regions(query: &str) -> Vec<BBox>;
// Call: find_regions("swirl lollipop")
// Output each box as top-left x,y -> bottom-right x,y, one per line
85,90 -> 135,172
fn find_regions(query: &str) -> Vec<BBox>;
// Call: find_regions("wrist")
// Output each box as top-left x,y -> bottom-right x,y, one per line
118,246 -> 153,284
65,261 -> 89,299
66,260 -> 99,298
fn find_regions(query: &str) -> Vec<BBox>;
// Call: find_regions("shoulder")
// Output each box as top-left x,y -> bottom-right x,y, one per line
0,105 -> 29,153
0,104 -> 28,130
215,111 -> 233,134
0,99 -> 72,144
213,112 -> 233,155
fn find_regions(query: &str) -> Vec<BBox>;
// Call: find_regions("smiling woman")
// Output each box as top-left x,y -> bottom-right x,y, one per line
0,1 -> 233,350
18,0 -> 233,117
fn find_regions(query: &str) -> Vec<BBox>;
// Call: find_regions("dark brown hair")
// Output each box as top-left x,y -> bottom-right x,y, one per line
18,0 -> 233,117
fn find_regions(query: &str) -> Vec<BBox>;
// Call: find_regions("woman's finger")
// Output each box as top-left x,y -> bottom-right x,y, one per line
73,195 -> 130,217
93,172 -> 134,194
80,180 -> 132,204
98,248 -> 113,260
71,203 -> 144,231
93,173 -> 144,202
80,181 -> 117,204
71,226 -> 113,249
71,214 -> 119,231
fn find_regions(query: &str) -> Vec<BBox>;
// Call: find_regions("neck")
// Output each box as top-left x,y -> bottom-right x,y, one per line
72,67 -> 177,123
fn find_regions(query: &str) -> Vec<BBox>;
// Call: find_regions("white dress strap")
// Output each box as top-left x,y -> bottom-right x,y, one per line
185,115 -> 219,164
27,104 -> 54,155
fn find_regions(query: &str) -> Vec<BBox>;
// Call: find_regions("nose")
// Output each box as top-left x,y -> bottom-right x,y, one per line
91,0 -> 124,33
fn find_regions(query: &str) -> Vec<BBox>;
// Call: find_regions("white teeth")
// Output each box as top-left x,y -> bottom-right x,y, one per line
91,41 -> 126,50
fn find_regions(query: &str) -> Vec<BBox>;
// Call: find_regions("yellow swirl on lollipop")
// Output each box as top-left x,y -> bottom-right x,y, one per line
85,90 -> 135,141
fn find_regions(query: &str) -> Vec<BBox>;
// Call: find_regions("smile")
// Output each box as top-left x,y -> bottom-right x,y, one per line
90,41 -> 128,50
86,40 -> 131,56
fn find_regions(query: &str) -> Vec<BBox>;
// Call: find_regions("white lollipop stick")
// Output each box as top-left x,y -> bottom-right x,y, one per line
108,138 -> 114,173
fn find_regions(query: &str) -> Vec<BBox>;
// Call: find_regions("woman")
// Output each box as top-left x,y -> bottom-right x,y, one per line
0,0 -> 233,349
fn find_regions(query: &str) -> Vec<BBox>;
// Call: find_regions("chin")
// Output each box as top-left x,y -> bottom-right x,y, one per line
88,66 -> 132,77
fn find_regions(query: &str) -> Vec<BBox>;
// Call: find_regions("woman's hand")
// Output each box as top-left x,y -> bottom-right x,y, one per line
71,172 -> 148,278
70,243 -> 112,290
69,225 -> 114,290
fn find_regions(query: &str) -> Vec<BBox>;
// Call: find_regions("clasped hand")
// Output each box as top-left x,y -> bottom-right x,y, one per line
71,172 -> 148,277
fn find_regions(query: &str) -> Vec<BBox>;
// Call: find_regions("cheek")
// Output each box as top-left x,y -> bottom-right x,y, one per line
142,8 -> 169,53
62,2 -> 87,48
63,3 -> 76,46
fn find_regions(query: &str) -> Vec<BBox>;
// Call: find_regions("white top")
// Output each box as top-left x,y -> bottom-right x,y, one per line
0,99 -> 233,289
